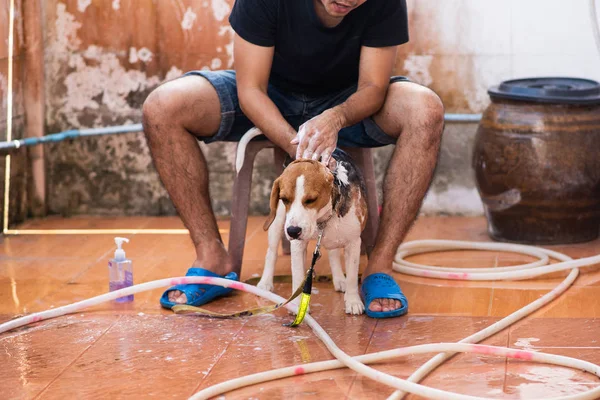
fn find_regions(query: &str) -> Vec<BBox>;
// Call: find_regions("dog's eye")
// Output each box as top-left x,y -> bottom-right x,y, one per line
304,198 -> 317,205
280,197 -> 290,205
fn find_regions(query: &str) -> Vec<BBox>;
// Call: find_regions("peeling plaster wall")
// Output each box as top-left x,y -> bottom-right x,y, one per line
1,0 -> 28,228
41,0 -> 600,218
43,0 -> 242,216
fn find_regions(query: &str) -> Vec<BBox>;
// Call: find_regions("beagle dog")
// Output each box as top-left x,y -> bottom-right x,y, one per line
236,129 -> 368,315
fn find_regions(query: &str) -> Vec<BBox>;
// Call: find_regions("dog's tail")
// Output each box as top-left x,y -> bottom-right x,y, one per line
235,127 -> 265,174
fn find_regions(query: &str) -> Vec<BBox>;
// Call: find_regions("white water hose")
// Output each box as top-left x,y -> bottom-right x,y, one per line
2,240 -> 600,400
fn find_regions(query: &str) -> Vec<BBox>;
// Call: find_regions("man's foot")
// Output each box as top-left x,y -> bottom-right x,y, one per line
360,272 -> 408,319
166,259 -> 233,304
167,288 -> 191,304
367,297 -> 403,313
162,239 -> 236,306
160,267 -> 238,310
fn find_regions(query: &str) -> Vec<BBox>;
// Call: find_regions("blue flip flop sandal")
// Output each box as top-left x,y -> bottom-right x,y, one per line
160,267 -> 239,309
360,273 -> 408,318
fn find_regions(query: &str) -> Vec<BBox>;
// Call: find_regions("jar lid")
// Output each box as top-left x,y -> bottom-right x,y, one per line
488,77 -> 600,105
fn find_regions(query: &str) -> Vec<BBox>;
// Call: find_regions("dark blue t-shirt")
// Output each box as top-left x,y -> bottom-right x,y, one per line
229,0 -> 409,96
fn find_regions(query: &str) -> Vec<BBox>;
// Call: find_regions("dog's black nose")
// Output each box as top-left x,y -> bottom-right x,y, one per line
287,226 -> 302,239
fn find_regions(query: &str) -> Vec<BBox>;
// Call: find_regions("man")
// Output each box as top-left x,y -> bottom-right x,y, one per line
143,0 -> 444,318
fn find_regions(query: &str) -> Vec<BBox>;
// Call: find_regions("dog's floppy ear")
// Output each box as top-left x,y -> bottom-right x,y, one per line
263,178 -> 281,231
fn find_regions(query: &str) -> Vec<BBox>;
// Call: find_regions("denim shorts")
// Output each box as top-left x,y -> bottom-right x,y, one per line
183,70 -> 409,147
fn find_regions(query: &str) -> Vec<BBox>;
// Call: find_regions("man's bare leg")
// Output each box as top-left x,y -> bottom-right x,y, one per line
142,76 -> 231,304
364,82 -> 445,313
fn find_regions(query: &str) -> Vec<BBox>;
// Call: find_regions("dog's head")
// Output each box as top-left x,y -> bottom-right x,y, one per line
263,159 -> 335,240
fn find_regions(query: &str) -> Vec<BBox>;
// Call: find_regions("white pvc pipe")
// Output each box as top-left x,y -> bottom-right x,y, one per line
1,241 -> 600,400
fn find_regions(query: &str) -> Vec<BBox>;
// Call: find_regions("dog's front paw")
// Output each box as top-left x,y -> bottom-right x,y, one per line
333,277 -> 346,293
344,293 -> 365,315
257,279 -> 274,293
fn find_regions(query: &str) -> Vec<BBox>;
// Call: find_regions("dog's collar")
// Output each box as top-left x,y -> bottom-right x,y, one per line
316,210 -> 333,231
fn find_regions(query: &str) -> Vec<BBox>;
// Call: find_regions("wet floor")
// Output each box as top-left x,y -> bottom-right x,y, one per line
1,216 -> 599,399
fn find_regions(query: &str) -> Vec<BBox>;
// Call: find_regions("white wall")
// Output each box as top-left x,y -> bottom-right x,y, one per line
401,0 -> 600,113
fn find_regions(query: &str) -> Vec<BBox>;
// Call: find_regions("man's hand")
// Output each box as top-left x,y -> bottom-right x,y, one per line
291,108 -> 344,166
290,46 -> 397,167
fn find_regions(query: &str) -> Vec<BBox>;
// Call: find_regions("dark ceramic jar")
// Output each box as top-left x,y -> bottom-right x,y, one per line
473,78 -> 600,244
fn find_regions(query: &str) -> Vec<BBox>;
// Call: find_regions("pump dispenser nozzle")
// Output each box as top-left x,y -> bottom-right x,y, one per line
114,237 -> 129,262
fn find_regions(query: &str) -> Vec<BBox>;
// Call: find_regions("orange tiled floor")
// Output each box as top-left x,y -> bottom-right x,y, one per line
1,216 -> 600,399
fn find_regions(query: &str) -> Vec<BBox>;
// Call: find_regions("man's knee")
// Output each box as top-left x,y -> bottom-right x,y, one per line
413,85 -> 444,123
142,82 -> 179,135
408,85 -> 444,147
379,83 -> 445,146
142,76 -> 221,138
